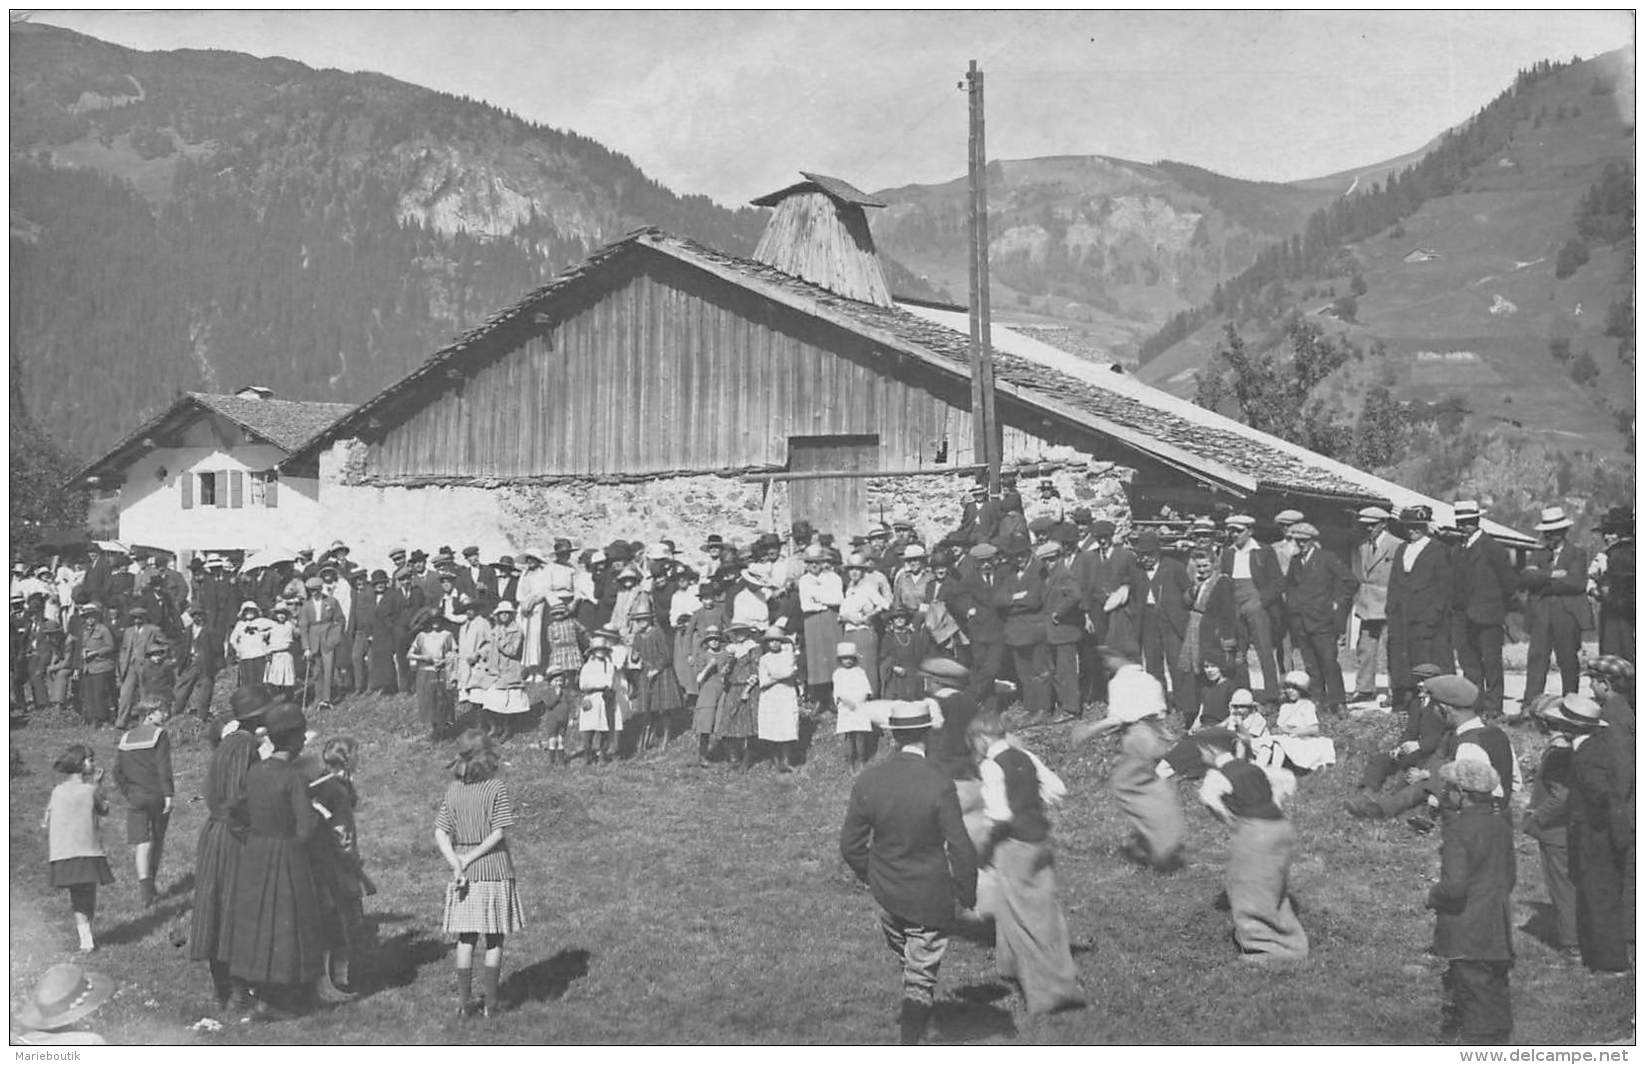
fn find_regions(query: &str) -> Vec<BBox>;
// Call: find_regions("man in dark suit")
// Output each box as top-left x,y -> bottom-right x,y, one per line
347,569 -> 374,699
994,537 -> 1049,722
1130,530 -> 1191,714
948,543 -> 1007,705
172,604 -> 217,718
1042,536 -> 1086,719
1592,507 -> 1635,663
1075,518 -> 1134,706
455,546 -> 494,602
1387,505 -> 1455,719
1220,513 -> 1286,699
840,701 -> 978,1046
1283,522 -> 1359,715
1449,500 -> 1519,717
1522,506 -> 1593,702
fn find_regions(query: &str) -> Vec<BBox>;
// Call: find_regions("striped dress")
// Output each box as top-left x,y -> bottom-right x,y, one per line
436,777 -> 526,935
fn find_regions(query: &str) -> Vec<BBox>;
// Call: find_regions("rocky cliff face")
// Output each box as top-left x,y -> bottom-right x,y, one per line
871,155 -> 1335,358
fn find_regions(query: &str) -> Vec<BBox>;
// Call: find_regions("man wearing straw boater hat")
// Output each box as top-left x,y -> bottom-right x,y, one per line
1552,693 -> 1633,976
840,701 -> 978,1045
1448,500 -> 1518,719
1521,505 -> 1592,705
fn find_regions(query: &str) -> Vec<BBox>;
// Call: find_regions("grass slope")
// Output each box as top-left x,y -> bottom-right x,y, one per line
1137,53 -> 1634,456
8,680 -> 1635,1045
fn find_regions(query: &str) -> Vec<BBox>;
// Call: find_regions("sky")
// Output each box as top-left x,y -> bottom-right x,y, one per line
32,9 -> 1637,207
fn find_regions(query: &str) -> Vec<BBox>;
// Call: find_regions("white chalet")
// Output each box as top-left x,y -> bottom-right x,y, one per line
69,387 -> 351,558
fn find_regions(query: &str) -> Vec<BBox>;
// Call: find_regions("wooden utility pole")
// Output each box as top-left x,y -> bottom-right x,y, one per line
965,60 -> 1001,494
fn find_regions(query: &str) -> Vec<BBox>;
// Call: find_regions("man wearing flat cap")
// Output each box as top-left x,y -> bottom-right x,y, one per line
1448,500 -> 1518,718
1220,514 -> 1286,700
1282,522 -> 1358,716
1387,505 -> 1455,721
1349,506 -> 1398,704
1520,505 -> 1591,706
840,701 -> 978,1045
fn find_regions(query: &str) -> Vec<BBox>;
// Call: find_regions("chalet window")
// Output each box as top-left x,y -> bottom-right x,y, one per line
229,470 -> 244,509
250,471 -> 279,509
198,472 -> 218,507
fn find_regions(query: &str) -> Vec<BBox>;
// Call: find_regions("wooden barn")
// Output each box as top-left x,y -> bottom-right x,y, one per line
286,172 -> 1532,567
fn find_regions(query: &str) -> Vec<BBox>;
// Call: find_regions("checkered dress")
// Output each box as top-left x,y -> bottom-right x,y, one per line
436,778 -> 526,935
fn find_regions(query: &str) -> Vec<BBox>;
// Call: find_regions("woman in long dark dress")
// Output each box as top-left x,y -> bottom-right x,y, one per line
224,702 -> 324,1016
189,684 -> 271,1011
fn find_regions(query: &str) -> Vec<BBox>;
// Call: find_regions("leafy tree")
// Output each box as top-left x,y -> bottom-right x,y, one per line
1193,317 -> 1358,458
8,360 -> 87,556
1354,385 -> 1412,468
1332,293 -> 1359,322
1576,163 -> 1635,245
1549,337 -> 1573,362
1349,273 -> 1368,296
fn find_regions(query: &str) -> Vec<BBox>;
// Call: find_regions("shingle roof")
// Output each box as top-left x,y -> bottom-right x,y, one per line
70,392 -> 353,486
187,393 -> 354,452
751,171 -> 887,209
278,226 -> 1532,543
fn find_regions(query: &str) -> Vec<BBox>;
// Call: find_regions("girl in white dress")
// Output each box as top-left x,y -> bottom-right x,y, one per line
262,607 -> 297,696
832,642 -> 876,772
1272,670 -> 1336,771
577,633 -> 622,765
756,626 -> 800,773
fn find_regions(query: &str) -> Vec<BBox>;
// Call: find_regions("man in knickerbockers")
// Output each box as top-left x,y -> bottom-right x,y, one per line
840,701 -> 978,1045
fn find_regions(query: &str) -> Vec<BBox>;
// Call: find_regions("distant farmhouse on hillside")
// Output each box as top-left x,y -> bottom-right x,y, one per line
69,388 -> 352,557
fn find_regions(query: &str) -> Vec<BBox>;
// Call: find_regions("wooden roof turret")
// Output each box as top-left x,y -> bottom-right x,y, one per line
750,171 -> 892,307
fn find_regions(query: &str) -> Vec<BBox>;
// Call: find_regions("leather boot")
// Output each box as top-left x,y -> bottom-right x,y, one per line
898,999 -> 931,1045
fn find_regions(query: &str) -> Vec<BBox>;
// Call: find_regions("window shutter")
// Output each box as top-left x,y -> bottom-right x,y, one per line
180,471 -> 193,510
229,470 -> 244,509
264,472 -> 279,508
215,471 -> 228,508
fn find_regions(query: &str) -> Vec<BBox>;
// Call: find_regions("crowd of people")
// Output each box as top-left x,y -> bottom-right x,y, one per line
14,475 -> 1638,1042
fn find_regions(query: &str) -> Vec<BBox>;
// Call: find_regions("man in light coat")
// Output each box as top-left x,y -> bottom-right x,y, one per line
1350,506 -> 1398,703
299,576 -> 346,707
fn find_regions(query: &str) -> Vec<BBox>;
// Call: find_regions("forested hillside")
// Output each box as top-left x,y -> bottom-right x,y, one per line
1135,51 -> 1634,457
10,21 -> 936,462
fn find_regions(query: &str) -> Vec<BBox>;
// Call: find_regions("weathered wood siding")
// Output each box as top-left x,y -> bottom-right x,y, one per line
362,255 -> 1059,481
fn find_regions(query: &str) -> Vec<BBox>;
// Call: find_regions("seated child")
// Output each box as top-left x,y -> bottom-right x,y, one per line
1271,670 -> 1335,772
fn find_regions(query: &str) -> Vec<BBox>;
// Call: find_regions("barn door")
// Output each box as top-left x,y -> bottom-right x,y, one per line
788,435 -> 879,541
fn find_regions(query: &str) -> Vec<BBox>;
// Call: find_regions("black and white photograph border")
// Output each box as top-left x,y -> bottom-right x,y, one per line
7,8 -> 1636,1050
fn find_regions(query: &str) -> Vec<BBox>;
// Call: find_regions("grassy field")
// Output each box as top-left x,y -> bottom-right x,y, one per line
8,677 -> 1635,1046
